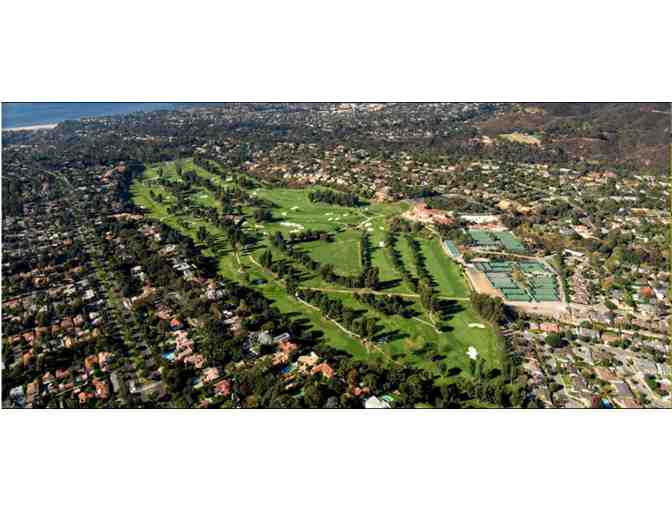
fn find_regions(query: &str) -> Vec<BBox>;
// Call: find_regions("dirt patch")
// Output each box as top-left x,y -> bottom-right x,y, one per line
465,267 -> 502,298
498,133 -> 541,146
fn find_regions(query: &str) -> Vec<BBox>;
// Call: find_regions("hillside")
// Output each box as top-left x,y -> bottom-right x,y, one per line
474,102 -> 670,172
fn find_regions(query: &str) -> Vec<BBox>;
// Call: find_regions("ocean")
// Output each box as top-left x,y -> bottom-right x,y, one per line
1,102 -> 192,129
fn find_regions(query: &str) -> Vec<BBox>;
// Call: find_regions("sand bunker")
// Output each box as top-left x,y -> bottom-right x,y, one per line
281,222 -> 304,230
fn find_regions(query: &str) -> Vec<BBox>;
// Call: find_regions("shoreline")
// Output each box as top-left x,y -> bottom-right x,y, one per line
2,123 -> 58,132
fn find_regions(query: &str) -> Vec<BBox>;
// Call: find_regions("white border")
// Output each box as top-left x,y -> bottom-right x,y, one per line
1,2 -> 671,100
2,3 -> 671,510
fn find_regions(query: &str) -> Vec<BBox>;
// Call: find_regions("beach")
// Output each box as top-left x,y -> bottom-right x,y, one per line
3,123 -> 58,132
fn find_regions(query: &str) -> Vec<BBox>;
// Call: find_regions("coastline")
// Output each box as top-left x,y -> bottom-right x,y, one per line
2,123 -> 58,132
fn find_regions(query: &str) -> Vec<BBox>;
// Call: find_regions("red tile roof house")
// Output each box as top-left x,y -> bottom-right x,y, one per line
540,323 -> 560,334
214,380 -> 231,397
98,352 -> 114,371
202,367 -> 220,384
278,340 -> 298,354
601,333 -> 620,344
93,379 -> 110,399
174,332 -> 193,351
639,287 -> 654,299
614,398 -> 640,409
22,351 -> 34,367
84,354 -> 99,372
176,348 -> 194,362
42,372 -> 56,386
351,386 -> 370,397
272,352 -> 290,367
55,368 -> 71,380
594,367 -> 619,382
297,352 -> 320,373
311,362 -> 335,379
26,381 -> 40,404
78,391 -> 93,405
184,354 -> 206,369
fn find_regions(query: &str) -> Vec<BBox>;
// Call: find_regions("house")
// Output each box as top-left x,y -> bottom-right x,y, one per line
594,367 -> 619,382
311,362 -> 335,379
84,354 -> 98,372
257,331 -> 274,346
78,391 -> 93,404
601,333 -> 620,344
639,287 -> 654,299
214,379 -> 231,397
110,373 -> 122,394
574,327 -> 599,340
98,352 -> 113,370
94,379 -> 110,399
9,386 -> 26,407
540,323 -> 560,334
611,381 -> 634,399
277,340 -> 298,354
202,367 -> 220,384
55,368 -> 70,380
614,398 -> 640,409
272,351 -> 290,367
297,352 -> 320,372
365,396 -> 390,409
273,332 -> 291,343
184,354 -> 206,369
351,385 -> 370,397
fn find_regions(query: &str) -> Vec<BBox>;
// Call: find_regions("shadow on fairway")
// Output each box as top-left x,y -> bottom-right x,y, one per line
377,278 -> 404,291
375,329 -> 407,343
446,367 -> 462,377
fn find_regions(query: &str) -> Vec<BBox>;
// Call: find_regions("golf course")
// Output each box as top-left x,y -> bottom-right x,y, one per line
131,158 -> 506,382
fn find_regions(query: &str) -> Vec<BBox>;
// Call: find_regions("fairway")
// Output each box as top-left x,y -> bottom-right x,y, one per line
132,158 -> 504,382
420,237 -> 469,298
302,232 -> 362,275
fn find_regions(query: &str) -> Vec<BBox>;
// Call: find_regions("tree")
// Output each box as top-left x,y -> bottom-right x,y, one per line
545,333 -> 564,348
303,382 -> 326,408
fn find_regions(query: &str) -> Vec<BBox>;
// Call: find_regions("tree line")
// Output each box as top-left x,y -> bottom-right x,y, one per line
308,189 -> 362,207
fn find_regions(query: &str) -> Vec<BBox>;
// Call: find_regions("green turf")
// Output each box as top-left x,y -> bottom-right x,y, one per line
301,231 -> 362,276
419,237 -> 469,298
